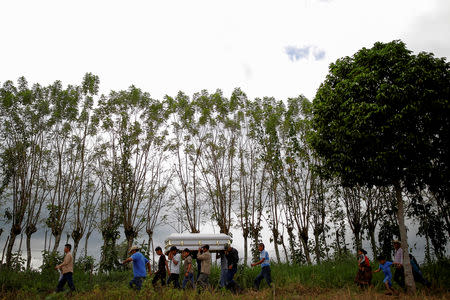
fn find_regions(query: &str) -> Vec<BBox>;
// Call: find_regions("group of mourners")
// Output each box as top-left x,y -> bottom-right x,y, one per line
53,238 -> 431,295
124,242 -> 272,293
354,240 -> 431,295
53,241 -> 272,294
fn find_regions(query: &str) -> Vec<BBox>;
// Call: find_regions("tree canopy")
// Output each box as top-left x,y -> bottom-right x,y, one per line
311,40 -> 449,191
310,40 -> 450,293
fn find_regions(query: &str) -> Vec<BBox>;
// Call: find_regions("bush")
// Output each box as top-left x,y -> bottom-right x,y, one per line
9,252 -> 26,272
421,257 -> 450,292
40,250 -> 64,273
75,255 -> 95,273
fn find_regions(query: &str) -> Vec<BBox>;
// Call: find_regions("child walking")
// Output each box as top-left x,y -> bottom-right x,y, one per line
374,255 -> 398,295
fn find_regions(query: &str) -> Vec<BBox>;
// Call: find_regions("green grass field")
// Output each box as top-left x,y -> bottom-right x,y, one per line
1,257 -> 449,299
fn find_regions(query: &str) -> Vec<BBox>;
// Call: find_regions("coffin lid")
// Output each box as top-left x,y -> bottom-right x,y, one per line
164,233 -> 232,252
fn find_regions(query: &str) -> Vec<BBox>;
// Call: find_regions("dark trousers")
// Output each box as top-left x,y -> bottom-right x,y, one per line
152,271 -> 166,286
254,266 -> 272,289
56,272 -> 76,292
129,276 -> 145,290
196,273 -> 209,291
167,273 -> 180,288
394,266 -> 405,288
225,266 -> 237,289
413,270 -> 431,287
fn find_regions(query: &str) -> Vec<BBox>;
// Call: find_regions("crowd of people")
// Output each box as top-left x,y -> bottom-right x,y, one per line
121,242 -> 271,293
354,240 -> 431,295
53,239 -> 432,295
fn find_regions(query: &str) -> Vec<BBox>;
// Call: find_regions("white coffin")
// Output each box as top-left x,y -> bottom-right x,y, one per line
164,233 -> 231,252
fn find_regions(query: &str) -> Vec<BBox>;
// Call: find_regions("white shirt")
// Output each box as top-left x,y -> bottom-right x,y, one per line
394,248 -> 403,265
169,253 -> 181,274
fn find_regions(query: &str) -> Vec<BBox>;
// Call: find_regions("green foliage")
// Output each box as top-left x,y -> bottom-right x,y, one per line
421,257 -> 450,291
40,250 -> 64,273
311,40 -> 450,192
9,251 -> 26,272
99,238 -> 121,273
75,255 -> 95,273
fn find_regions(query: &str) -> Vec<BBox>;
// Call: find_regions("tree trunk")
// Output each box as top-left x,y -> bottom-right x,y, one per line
281,237 -> 289,264
47,233 -> 52,252
125,227 -> 137,258
322,233 -> 330,260
299,229 -> 312,264
300,237 -> 311,264
1,235 -> 10,268
147,232 -> 154,270
72,236 -> 82,262
354,227 -> 361,253
18,233 -> 23,253
395,183 -> 416,293
314,232 -> 321,264
272,228 -> 281,263
44,231 -> 47,252
335,230 -> 341,256
273,240 -> 281,264
5,231 -> 18,268
26,233 -> 32,270
243,235 -> 248,266
52,232 -> 62,252
369,227 -> 377,259
84,231 -> 92,257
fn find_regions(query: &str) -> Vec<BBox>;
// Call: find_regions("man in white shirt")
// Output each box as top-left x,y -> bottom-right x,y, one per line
166,246 -> 181,288
393,240 -> 405,289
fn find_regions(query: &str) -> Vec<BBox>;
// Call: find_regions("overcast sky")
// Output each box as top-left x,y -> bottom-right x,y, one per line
1,0 -> 449,101
1,0 -> 450,267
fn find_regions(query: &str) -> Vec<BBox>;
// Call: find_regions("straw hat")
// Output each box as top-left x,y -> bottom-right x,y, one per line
129,245 -> 140,253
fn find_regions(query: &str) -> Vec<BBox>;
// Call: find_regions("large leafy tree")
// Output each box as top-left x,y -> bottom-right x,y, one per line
0,78 -> 52,267
95,86 -> 168,255
166,91 -> 206,233
311,40 -> 449,293
280,96 -> 316,264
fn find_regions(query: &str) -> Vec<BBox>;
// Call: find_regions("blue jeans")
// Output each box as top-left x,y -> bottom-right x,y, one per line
129,276 -> 145,290
254,266 -> 272,289
219,268 -> 228,288
182,272 -> 195,289
56,272 -> 76,292
226,266 -> 237,289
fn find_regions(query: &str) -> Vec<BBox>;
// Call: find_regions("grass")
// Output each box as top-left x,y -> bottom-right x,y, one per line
1,256 -> 449,299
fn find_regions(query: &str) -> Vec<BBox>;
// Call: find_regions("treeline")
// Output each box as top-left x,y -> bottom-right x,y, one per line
0,41 -> 448,280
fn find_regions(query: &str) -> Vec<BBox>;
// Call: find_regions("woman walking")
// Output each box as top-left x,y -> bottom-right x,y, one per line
354,248 -> 372,287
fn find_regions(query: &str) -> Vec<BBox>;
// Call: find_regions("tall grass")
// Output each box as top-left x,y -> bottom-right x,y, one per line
1,256 -> 448,299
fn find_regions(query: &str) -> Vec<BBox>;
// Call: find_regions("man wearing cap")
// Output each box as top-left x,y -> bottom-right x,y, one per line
224,244 -> 239,291
122,245 -> 152,291
167,246 -> 181,288
393,240 -> 405,289
196,244 -> 211,291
